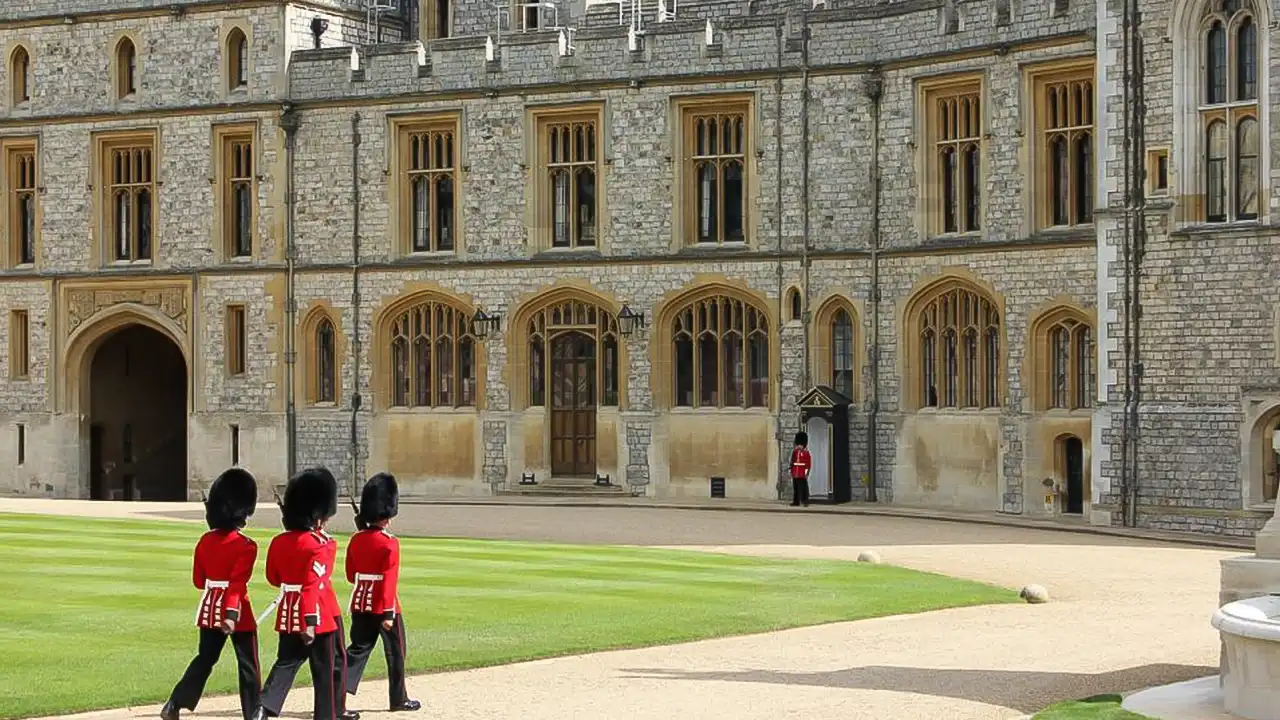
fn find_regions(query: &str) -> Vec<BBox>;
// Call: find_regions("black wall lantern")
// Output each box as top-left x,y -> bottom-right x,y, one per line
310,18 -> 329,49
471,309 -> 502,340
618,304 -> 646,336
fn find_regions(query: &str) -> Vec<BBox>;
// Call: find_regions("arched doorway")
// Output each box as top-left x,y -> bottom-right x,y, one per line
1057,435 -> 1085,515
86,324 -> 187,501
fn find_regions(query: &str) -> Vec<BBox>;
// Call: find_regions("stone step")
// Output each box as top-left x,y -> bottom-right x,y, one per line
497,479 -> 628,496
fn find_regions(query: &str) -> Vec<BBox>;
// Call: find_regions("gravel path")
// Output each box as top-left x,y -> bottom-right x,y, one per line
1,498 -> 1231,720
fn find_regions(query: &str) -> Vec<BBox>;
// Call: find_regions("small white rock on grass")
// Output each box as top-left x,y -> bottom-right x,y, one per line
856,550 -> 882,564
1019,584 -> 1050,603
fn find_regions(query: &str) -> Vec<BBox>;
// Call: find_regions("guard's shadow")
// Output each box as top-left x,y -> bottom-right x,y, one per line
618,663 -> 1216,713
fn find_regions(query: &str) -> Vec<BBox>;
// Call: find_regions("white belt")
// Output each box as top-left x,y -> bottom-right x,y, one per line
355,573 -> 384,582
281,584 -> 302,593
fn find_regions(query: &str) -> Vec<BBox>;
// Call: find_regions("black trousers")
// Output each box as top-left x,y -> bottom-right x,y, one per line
791,477 -> 810,506
331,617 -> 349,715
261,631 -> 337,720
168,629 -> 261,720
344,613 -> 409,706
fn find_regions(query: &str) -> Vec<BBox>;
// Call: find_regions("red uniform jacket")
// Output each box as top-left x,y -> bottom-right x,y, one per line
345,527 -> 401,617
318,530 -> 343,621
192,528 -> 258,632
265,530 -> 337,635
790,447 -> 812,479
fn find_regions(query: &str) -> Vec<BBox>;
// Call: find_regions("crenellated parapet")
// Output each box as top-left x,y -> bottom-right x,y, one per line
0,0 -> 394,24
286,0 -> 1091,102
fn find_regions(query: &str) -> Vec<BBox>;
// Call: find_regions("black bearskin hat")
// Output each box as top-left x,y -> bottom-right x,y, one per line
795,431 -> 808,446
281,466 -> 339,531
357,473 -> 399,529
205,468 -> 258,531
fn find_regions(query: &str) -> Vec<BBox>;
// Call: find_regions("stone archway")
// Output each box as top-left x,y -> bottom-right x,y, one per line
75,320 -> 189,501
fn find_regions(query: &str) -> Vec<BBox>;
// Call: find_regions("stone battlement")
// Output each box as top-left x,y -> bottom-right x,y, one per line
287,0 -> 1091,101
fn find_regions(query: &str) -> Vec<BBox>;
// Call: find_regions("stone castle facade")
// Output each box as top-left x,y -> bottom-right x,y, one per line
0,0 -> 1273,536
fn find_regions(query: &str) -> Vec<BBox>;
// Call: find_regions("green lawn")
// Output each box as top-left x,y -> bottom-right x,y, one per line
0,512 -> 1015,719
1033,695 -> 1152,719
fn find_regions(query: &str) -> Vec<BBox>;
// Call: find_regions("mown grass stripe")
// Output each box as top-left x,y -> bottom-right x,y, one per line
0,512 -> 1015,720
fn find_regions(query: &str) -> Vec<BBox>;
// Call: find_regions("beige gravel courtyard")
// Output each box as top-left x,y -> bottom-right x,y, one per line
1,498 -> 1231,720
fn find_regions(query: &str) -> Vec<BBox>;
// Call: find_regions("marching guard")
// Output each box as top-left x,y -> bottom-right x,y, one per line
259,468 -> 356,720
162,468 -> 264,720
344,474 -> 421,712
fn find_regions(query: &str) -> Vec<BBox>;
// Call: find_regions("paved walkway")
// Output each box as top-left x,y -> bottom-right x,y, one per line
2,498 -> 1237,720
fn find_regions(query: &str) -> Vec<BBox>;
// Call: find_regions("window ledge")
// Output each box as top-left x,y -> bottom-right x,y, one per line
667,406 -> 772,414
1040,407 -> 1096,416
1171,221 -> 1280,239
921,232 -> 982,248
382,406 -> 480,415
1029,227 -> 1094,242
106,259 -> 153,268
678,242 -> 750,255
392,251 -> 459,265
308,401 -> 341,409
532,247 -> 602,261
913,406 -> 1004,414
1247,501 -> 1275,514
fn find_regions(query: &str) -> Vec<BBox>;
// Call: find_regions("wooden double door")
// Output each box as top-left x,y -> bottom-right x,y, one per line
550,332 -> 596,477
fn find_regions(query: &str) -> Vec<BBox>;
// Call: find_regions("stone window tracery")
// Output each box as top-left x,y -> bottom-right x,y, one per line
909,280 -> 1001,409
671,292 -> 769,409
388,298 -> 475,408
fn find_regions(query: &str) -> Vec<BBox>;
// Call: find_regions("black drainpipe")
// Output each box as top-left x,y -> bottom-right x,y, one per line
773,19 -> 786,500
280,103 -> 300,480
799,10 -> 812,389
349,112 -> 364,500
864,68 -> 882,503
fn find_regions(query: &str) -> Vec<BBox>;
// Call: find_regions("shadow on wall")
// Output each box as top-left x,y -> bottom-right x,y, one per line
617,664 -> 1217,713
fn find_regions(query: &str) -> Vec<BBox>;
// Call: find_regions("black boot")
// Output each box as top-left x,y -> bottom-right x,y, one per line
160,702 -> 180,720
249,707 -> 267,720
390,700 -> 421,712
339,712 -> 361,720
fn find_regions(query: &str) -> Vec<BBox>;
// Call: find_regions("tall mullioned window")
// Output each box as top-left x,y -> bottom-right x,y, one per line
5,140 -> 37,266
1200,0 -> 1260,222
100,136 -> 155,262
1035,70 -> 1094,228
922,78 -> 983,235
397,119 -> 458,254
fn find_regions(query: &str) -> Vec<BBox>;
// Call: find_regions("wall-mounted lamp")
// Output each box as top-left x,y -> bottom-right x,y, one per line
310,18 -> 330,49
618,305 -> 646,336
471,309 -> 502,340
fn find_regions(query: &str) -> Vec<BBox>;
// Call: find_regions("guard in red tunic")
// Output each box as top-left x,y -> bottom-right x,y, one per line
259,468 -> 356,720
790,431 -> 812,507
344,474 -> 421,712
313,480 -> 355,720
162,468 -> 264,720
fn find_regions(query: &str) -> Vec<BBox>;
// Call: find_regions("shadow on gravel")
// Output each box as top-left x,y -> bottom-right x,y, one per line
616,663 -> 1217,713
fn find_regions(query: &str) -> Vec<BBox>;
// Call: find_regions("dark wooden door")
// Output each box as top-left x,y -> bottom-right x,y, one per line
550,332 -> 596,477
1064,436 -> 1084,514
89,424 -> 105,500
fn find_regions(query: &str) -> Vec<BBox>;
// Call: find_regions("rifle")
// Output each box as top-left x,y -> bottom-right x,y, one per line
256,483 -> 289,625
349,477 -> 366,530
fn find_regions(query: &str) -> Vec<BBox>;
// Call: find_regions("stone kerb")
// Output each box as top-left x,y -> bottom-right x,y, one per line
284,0 -> 1092,103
